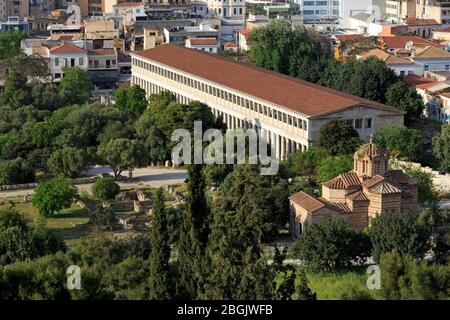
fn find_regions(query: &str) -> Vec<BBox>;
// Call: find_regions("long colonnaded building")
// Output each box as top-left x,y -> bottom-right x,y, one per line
131,44 -> 405,159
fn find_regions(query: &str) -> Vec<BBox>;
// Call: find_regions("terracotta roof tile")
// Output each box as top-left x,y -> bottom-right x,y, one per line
385,170 -> 414,185
188,38 -> 217,46
340,172 -> 362,188
381,36 -> 441,49
362,175 -> 385,189
322,176 -> 346,189
50,43 -> 86,54
113,1 -> 143,7
368,181 -> 401,194
224,41 -> 237,48
359,48 -> 413,65
133,45 -> 402,117
289,191 -> 326,213
347,190 -> 369,201
335,34 -> 362,43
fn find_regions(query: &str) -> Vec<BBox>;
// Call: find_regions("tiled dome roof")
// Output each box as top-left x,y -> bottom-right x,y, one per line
355,142 -> 387,159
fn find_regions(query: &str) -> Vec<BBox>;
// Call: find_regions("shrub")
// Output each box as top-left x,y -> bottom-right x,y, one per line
293,217 -> 371,271
91,178 -> 120,200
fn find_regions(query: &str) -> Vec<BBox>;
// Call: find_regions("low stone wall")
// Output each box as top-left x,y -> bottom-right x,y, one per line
389,159 -> 450,193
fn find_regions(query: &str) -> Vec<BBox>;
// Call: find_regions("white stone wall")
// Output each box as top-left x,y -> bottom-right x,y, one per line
390,159 -> 450,193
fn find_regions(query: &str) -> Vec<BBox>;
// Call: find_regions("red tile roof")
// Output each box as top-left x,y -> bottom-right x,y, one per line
188,38 -> 217,46
434,27 -> 450,33
224,41 -> 237,48
381,36 -> 441,49
405,18 -> 439,26
239,28 -> 252,41
403,74 -> 437,87
49,44 -> 86,54
88,49 -> 116,56
113,1 -> 143,7
335,34 -> 362,43
133,45 -> 401,117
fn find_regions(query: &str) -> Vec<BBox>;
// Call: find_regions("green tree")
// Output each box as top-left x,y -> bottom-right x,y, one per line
176,164 -> 210,299
91,178 -> 120,200
147,188 -> 171,299
0,158 -> 35,186
32,174 -> 78,216
368,212 -> 430,263
379,250 -> 450,300
0,69 -> 31,107
432,123 -> 450,173
59,68 -> 93,105
47,147 -> 91,178
295,269 -> 317,300
0,30 -> 26,60
418,207 -> 450,264
374,126 -> 423,162
88,206 -> 117,231
97,138 -> 148,177
316,119 -> 362,155
294,217 -> 370,271
284,147 -> 330,178
386,81 -> 423,123
317,154 -> 354,182
404,168 -> 438,206
0,210 -> 65,266
249,21 -> 331,83
115,85 -> 148,118
319,57 -> 399,103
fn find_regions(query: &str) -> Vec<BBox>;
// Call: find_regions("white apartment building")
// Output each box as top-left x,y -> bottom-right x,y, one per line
417,0 -> 450,24
185,37 -> 219,53
300,0 -> 340,21
49,43 -> 88,81
385,0 -> 416,23
131,44 -> 404,160
192,0 -> 245,18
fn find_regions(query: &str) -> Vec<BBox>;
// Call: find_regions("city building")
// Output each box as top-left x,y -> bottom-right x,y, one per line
357,48 -> 418,76
163,23 -> 219,45
238,28 -> 252,51
0,16 -> 29,32
300,0 -> 340,22
223,40 -> 238,52
385,0 -> 416,23
49,43 -> 88,80
185,37 -> 219,53
131,44 -> 404,160
416,0 -> 450,25
192,0 -> 245,19
289,141 -> 418,235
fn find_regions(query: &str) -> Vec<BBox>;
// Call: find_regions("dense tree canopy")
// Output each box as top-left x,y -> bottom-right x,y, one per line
294,217 -> 370,271
316,119 -> 362,156
249,21 -> 331,83
59,68 -> 93,105
32,175 -> 78,216
0,31 -> 27,60
319,57 -> 399,103
115,85 -> 148,118
374,126 -> 424,162
368,212 -> 430,263
385,81 -> 424,123
432,123 -> 450,173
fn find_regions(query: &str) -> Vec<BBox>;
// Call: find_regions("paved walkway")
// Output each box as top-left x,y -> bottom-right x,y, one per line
0,166 -> 188,198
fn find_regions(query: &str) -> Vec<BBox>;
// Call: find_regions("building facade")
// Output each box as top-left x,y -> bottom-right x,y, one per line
289,141 -> 418,235
131,44 -> 404,160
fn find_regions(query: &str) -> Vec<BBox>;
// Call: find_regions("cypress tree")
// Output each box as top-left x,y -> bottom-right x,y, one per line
176,164 -> 210,299
148,188 -> 171,299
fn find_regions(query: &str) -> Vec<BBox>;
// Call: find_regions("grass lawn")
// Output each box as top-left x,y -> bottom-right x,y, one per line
0,196 -> 145,248
304,266 -> 377,300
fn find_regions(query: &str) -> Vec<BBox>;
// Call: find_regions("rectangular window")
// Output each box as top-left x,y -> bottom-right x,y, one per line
303,1 -> 314,5
355,118 -> 363,129
303,120 -> 307,131
79,57 -> 83,66
446,65 -> 450,71
54,58 -> 59,67
365,118 -> 372,128
424,64 -> 429,71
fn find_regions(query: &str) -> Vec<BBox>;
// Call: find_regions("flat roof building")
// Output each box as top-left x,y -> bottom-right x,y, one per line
131,44 -> 404,159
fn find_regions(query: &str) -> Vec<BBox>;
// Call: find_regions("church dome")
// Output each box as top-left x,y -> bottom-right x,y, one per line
354,142 -> 387,160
